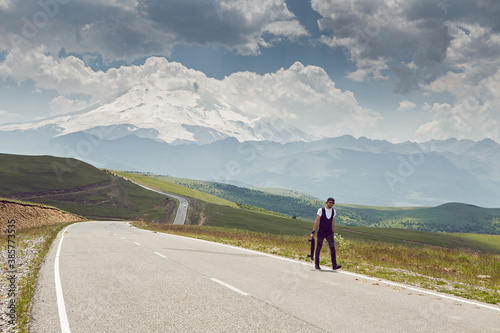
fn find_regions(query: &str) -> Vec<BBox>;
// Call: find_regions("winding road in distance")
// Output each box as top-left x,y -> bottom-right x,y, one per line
31,221 -> 500,332
130,180 -> 188,225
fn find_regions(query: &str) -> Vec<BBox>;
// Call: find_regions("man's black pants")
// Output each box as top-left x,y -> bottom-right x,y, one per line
315,231 -> 337,267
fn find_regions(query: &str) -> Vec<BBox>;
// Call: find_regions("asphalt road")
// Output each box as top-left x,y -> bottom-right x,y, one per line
31,222 -> 500,333
130,181 -> 188,225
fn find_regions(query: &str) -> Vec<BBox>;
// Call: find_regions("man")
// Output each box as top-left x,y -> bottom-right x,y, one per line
310,197 -> 342,270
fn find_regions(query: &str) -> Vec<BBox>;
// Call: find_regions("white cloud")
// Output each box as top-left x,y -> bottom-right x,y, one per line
49,96 -> 90,116
416,74 -> 500,142
0,47 -> 109,99
397,100 -> 416,111
429,23 -> 500,98
0,47 -> 381,139
262,20 -> 308,38
309,0 -> 500,142
0,109 -> 21,123
418,21 -> 500,142
216,61 -> 381,138
0,0 -> 14,11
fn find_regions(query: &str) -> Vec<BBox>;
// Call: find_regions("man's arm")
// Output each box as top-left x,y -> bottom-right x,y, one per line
311,214 -> 320,238
332,216 -> 335,233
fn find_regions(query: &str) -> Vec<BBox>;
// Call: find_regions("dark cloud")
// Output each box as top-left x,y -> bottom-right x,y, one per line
0,0 -> 303,62
139,0 -> 250,46
0,1 -> 172,61
390,64 -> 420,95
312,0 -> 497,93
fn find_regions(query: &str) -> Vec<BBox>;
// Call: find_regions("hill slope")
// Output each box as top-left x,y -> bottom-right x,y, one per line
0,154 -> 176,222
339,203 -> 500,234
0,199 -> 82,232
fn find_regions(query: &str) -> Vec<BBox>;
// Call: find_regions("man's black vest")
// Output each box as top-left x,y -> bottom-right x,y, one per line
319,207 -> 334,233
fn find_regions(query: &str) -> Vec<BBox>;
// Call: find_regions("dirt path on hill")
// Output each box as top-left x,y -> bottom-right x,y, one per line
5,179 -> 114,201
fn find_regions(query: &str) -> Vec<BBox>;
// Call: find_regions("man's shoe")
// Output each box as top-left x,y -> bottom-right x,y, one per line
315,265 -> 321,270
332,264 -> 342,270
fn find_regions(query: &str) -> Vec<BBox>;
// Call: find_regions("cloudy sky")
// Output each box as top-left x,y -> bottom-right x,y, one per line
0,0 -> 499,143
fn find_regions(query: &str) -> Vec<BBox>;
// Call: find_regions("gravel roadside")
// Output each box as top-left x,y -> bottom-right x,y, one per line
1,236 -> 46,332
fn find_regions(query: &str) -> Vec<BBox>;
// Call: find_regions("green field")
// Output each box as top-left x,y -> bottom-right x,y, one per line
338,203 -> 500,234
0,153 -> 109,192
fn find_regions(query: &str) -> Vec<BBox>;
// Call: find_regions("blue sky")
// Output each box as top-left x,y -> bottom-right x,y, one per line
0,0 -> 499,143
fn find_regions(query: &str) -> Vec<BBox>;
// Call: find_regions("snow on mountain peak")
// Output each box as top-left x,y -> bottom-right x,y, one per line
0,83 -> 310,144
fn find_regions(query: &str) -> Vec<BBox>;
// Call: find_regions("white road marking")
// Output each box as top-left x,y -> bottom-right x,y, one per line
154,252 -> 167,258
210,278 -> 249,296
54,225 -> 72,333
134,242 -> 141,246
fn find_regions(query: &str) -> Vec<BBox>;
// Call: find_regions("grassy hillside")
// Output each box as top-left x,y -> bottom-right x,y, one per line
145,174 -> 323,218
0,154 -> 176,222
0,154 -> 109,192
338,203 -> 500,234
129,173 -> 500,235
336,225 -> 500,254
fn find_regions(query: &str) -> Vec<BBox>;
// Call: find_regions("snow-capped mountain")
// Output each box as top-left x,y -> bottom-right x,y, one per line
0,84 -> 310,145
1,83 -> 499,207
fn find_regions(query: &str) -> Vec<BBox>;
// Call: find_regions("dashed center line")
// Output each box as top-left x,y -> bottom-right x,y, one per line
154,252 -> 167,258
210,278 -> 249,296
134,242 -> 141,246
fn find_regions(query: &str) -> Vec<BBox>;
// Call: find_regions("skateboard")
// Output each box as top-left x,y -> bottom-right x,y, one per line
307,237 -> 315,261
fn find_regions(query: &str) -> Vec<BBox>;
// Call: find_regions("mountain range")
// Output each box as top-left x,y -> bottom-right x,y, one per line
1,84 -> 499,208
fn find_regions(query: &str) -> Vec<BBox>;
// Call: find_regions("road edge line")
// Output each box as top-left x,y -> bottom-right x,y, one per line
54,225 -> 72,333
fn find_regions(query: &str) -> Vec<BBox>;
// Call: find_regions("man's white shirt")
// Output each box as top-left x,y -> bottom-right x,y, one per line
317,207 -> 335,219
